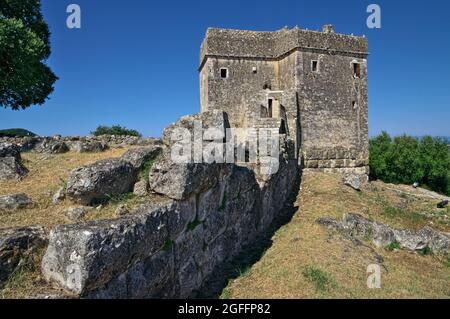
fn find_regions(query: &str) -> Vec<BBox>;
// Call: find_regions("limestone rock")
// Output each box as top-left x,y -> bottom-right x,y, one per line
0,142 -> 28,181
149,159 -> 227,200
0,193 -> 33,211
343,173 -> 365,191
0,226 -> 47,287
121,145 -> 162,170
41,200 -> 194,296
71,140 -> 108,153
36,139 -> 69,154
64,206 -> 92,222
0,142 -> 21,158
52,187 -> 66,204
133,180 -> 148,197
317,213 -> 450,254
65,158 -> 137,205
115,204 -> 130,216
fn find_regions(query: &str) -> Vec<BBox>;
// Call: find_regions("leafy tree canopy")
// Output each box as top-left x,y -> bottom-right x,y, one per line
369,132 -> 450,196
0,0 -> 57,110
91,125 -> 142,137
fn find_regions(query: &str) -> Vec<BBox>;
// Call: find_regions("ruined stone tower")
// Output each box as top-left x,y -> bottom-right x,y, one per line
199,25 -> 369,174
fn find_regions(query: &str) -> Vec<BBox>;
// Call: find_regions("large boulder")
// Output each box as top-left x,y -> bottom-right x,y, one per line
0,226 -> 47,287
0,143 -> 28,181
0,193 -> 33,211
149,157 -> 227,200
121,145 -> 162,170
70,140 -> 108,153
41,199 -> 195,297
65,146 -> 162,205
65,158 -> 137,205
36,138 -> 69,154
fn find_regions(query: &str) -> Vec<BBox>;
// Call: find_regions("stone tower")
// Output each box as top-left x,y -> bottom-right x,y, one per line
199,25 -> 369,174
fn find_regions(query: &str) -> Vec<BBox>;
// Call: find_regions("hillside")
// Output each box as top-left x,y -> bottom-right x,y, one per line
222,171 -> 450,298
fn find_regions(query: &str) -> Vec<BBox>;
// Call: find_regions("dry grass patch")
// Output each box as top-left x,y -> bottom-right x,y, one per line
222,171 -> 450,299
0,148 -> 131,228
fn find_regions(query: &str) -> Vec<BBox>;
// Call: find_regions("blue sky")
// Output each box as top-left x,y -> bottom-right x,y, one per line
1,0 -> 449,137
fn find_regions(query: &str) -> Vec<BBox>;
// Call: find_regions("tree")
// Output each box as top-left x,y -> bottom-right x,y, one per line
0,0 -> 57,110
369,132 -> 450,196
91,125 -> 142,137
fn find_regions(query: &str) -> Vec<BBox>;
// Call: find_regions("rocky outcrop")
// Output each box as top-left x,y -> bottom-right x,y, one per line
70,140 -> 108,153
0,136 -> 163,153
41,111 -> 299,298
0,226 -> 47,287
65,146 -> 162,205
317,213 -> 450,254
0,143 -> 28,181
36,138 -> 69,154
121,146 -> 162,170
0,193 -> 33,211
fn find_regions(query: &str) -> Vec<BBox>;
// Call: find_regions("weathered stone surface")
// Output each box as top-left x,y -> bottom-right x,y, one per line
115,204 -> 130,216
150,159 -> 226,200
133,180 -> 148,197
121,146 -> 162,170
200,27 -> 369,173
36,139 -> 69,154
317,213 -> 450,254
343,173 -> 365,191
0,193 -> 33,211
0,142 -> 21,158
71,141 -> 108,153
42,155 -> 299,298
0,156 -> 28,181
162,110 -> 229,147
0,142 -> 28,181
342,213 -> 395,247
42,109 -> 300,299
64,207 -> 92,222
0,226 -> 47,287
41,200 -> 194,296
65,158 -> 137,205
52,187 -> 66,204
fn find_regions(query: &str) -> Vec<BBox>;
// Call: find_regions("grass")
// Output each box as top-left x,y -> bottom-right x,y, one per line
385,241 -> 401,252
0,248 -> 66,299
140,158 -> 156,183
222,171 -> 450,298
106,192 -> 136,205
0,147 -> 144,229
302,266 -> 337,292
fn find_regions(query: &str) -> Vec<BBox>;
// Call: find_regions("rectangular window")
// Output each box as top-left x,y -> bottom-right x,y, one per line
353,63 -> 361,78
268,99 -> 273,118
220,68 -> 228,78
311,60 -> 318,72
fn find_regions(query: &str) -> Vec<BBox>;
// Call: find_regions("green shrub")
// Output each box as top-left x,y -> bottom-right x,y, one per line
385,241 -> 401,251
91,125 -> 142,137
418,246 -> 432,256
302,266 -> 336,292
369,132 -> 450,196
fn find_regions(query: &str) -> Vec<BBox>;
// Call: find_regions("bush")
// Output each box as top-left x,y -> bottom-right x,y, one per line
369,132 -> 450,196
91,125 -> 141,137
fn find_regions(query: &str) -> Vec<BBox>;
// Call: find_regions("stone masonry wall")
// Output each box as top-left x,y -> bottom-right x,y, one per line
41,111 -> 300,298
